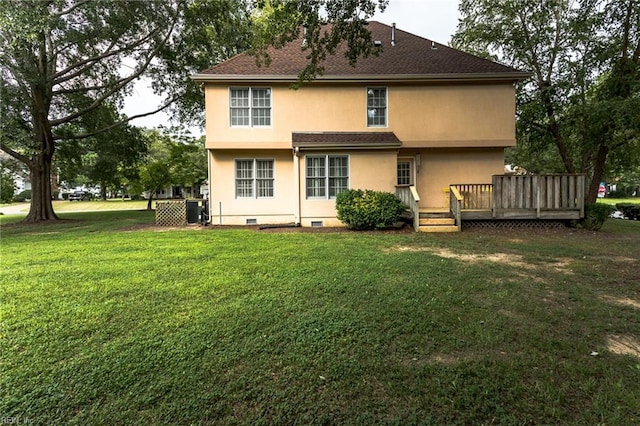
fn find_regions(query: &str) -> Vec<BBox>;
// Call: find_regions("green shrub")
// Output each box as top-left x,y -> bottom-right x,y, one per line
336,189 -> 406,230
0,172 -> 15,203
606,190 -> 626,198
579,203 -> 613,230
616,203 -> 640,220
12,189 -> 31,203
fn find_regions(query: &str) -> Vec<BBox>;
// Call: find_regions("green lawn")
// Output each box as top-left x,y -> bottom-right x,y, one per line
1,212 -> 639,424
598,197 -> 640,205
0,199 -> 153,216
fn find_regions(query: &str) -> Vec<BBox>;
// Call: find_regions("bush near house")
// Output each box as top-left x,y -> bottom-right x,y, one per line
336,189 -> 406,230
616,203 -> 640,220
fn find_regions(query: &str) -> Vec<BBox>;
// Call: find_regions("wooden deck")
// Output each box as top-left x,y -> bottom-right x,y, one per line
399,174 -> 586,232
452,174 -> 585,221
460,209 -> 582,220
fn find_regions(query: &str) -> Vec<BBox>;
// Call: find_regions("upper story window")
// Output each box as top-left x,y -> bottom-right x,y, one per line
367,87 -> 387,127
230,88 -> 271,127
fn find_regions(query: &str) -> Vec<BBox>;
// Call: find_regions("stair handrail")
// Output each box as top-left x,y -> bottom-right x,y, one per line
396,186 -> 420,231
449,185 -> 463,232
410,186 -> 421,231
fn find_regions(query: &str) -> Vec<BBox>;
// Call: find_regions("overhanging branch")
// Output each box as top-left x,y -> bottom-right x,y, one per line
0,142 -> 31,165
50,10 -> 180,127
52,94 -> 180,141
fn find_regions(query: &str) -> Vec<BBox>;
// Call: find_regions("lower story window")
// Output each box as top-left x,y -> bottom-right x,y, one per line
306,155 -> 349,199
397,160 -> 411,185
235,159 -> 274,198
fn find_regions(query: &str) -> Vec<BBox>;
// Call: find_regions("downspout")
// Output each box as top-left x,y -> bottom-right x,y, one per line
293,146 -> 301,225
207,149 -> 213,224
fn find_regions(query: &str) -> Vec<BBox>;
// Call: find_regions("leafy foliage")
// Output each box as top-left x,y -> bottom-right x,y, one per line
132,128 -> 206,209
0,0 -> 390,222
579,203 -> 614,230
0,0 -> 249,221
453,0 -> 640,203
336,189 -> 406,230
12,189 -> 31,203
55,104 -> 148,198
0,168 -> 15,203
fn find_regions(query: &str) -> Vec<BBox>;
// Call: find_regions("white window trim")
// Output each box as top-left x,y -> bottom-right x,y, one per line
366,87 -> 388,128
397,157 -> 414,186
229,87 -> 272,128
305,154 -> 350,200
235,158 -> 275,199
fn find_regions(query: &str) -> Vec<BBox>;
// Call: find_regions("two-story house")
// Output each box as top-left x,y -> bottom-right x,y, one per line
193,22 -> 529,227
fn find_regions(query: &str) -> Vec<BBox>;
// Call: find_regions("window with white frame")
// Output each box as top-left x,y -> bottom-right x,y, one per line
397,160 -> 411,185
235,159 -> 274,198
230,88 -> 271,127
367,87 -> 387,127
306,155 -> 349,199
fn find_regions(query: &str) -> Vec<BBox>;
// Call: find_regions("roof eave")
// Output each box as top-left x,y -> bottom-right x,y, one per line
293,143 -> 402,150
192,72 -> 532,84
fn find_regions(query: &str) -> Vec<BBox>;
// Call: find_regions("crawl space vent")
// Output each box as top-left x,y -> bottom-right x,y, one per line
246,218 -> 257,225
311,221 -> 323,228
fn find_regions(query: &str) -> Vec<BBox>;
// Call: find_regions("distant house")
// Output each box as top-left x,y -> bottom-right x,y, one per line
192,22 -> 531,228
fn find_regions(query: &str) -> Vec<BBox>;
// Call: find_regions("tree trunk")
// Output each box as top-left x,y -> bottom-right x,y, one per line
100,184 -> 107,201
25,153 -> 58,222
25,73 -> 58,222
585,144 -> 609,205
147,194 -> 154,210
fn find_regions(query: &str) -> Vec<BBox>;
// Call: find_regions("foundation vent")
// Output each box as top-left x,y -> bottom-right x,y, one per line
246,218 -> 257,225
311,221 -> 323,228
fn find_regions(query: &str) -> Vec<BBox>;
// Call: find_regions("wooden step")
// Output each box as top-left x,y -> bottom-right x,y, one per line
418,225 -> 460,233
419,218 -> 455,226
419,209 -> 451,219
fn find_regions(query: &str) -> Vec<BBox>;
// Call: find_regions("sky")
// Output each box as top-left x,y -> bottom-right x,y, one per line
122,0 -> 461,132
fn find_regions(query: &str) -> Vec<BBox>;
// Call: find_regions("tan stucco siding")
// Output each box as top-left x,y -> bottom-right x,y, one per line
209,150 -> 295,225
204,83 -> 516,149
208,149 -> 399,226
298,150 -> 397,226
412,148 -> 505,208
390,85 -> 516,146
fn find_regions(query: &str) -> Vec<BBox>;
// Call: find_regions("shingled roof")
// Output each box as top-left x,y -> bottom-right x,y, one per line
194,21 -> 529,82
292,132 -> 401,149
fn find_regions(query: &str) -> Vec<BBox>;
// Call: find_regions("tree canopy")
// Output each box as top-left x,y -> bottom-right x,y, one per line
453,0 -> 640,203
0,0 -> 389,222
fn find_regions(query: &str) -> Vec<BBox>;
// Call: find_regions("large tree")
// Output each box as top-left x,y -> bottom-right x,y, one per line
0,0 -> 250,221
0,0 -> 389,222
453,0 -> 640,203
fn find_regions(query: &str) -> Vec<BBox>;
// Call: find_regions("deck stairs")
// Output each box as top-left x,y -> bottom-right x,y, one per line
418,209 -> 459,233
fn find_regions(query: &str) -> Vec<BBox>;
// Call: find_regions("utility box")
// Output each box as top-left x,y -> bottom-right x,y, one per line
186,200 -> 200,224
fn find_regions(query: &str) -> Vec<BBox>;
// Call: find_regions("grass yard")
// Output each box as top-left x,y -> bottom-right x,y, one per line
598,197 -> 640,205
0,199 -> 153,216
1,211 -> 639,424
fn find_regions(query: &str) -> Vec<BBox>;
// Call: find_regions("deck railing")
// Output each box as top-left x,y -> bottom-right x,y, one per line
451,175 -> 585,220
493,174 -> 585,218
396,185 -> 420,231
449,186 -> 463,232
450,184 -> 493,210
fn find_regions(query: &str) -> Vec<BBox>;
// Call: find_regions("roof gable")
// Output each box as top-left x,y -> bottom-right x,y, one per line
196,21 -> 528,81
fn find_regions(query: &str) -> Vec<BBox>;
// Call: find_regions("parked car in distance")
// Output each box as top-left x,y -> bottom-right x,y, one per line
68,191 -> 93,201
